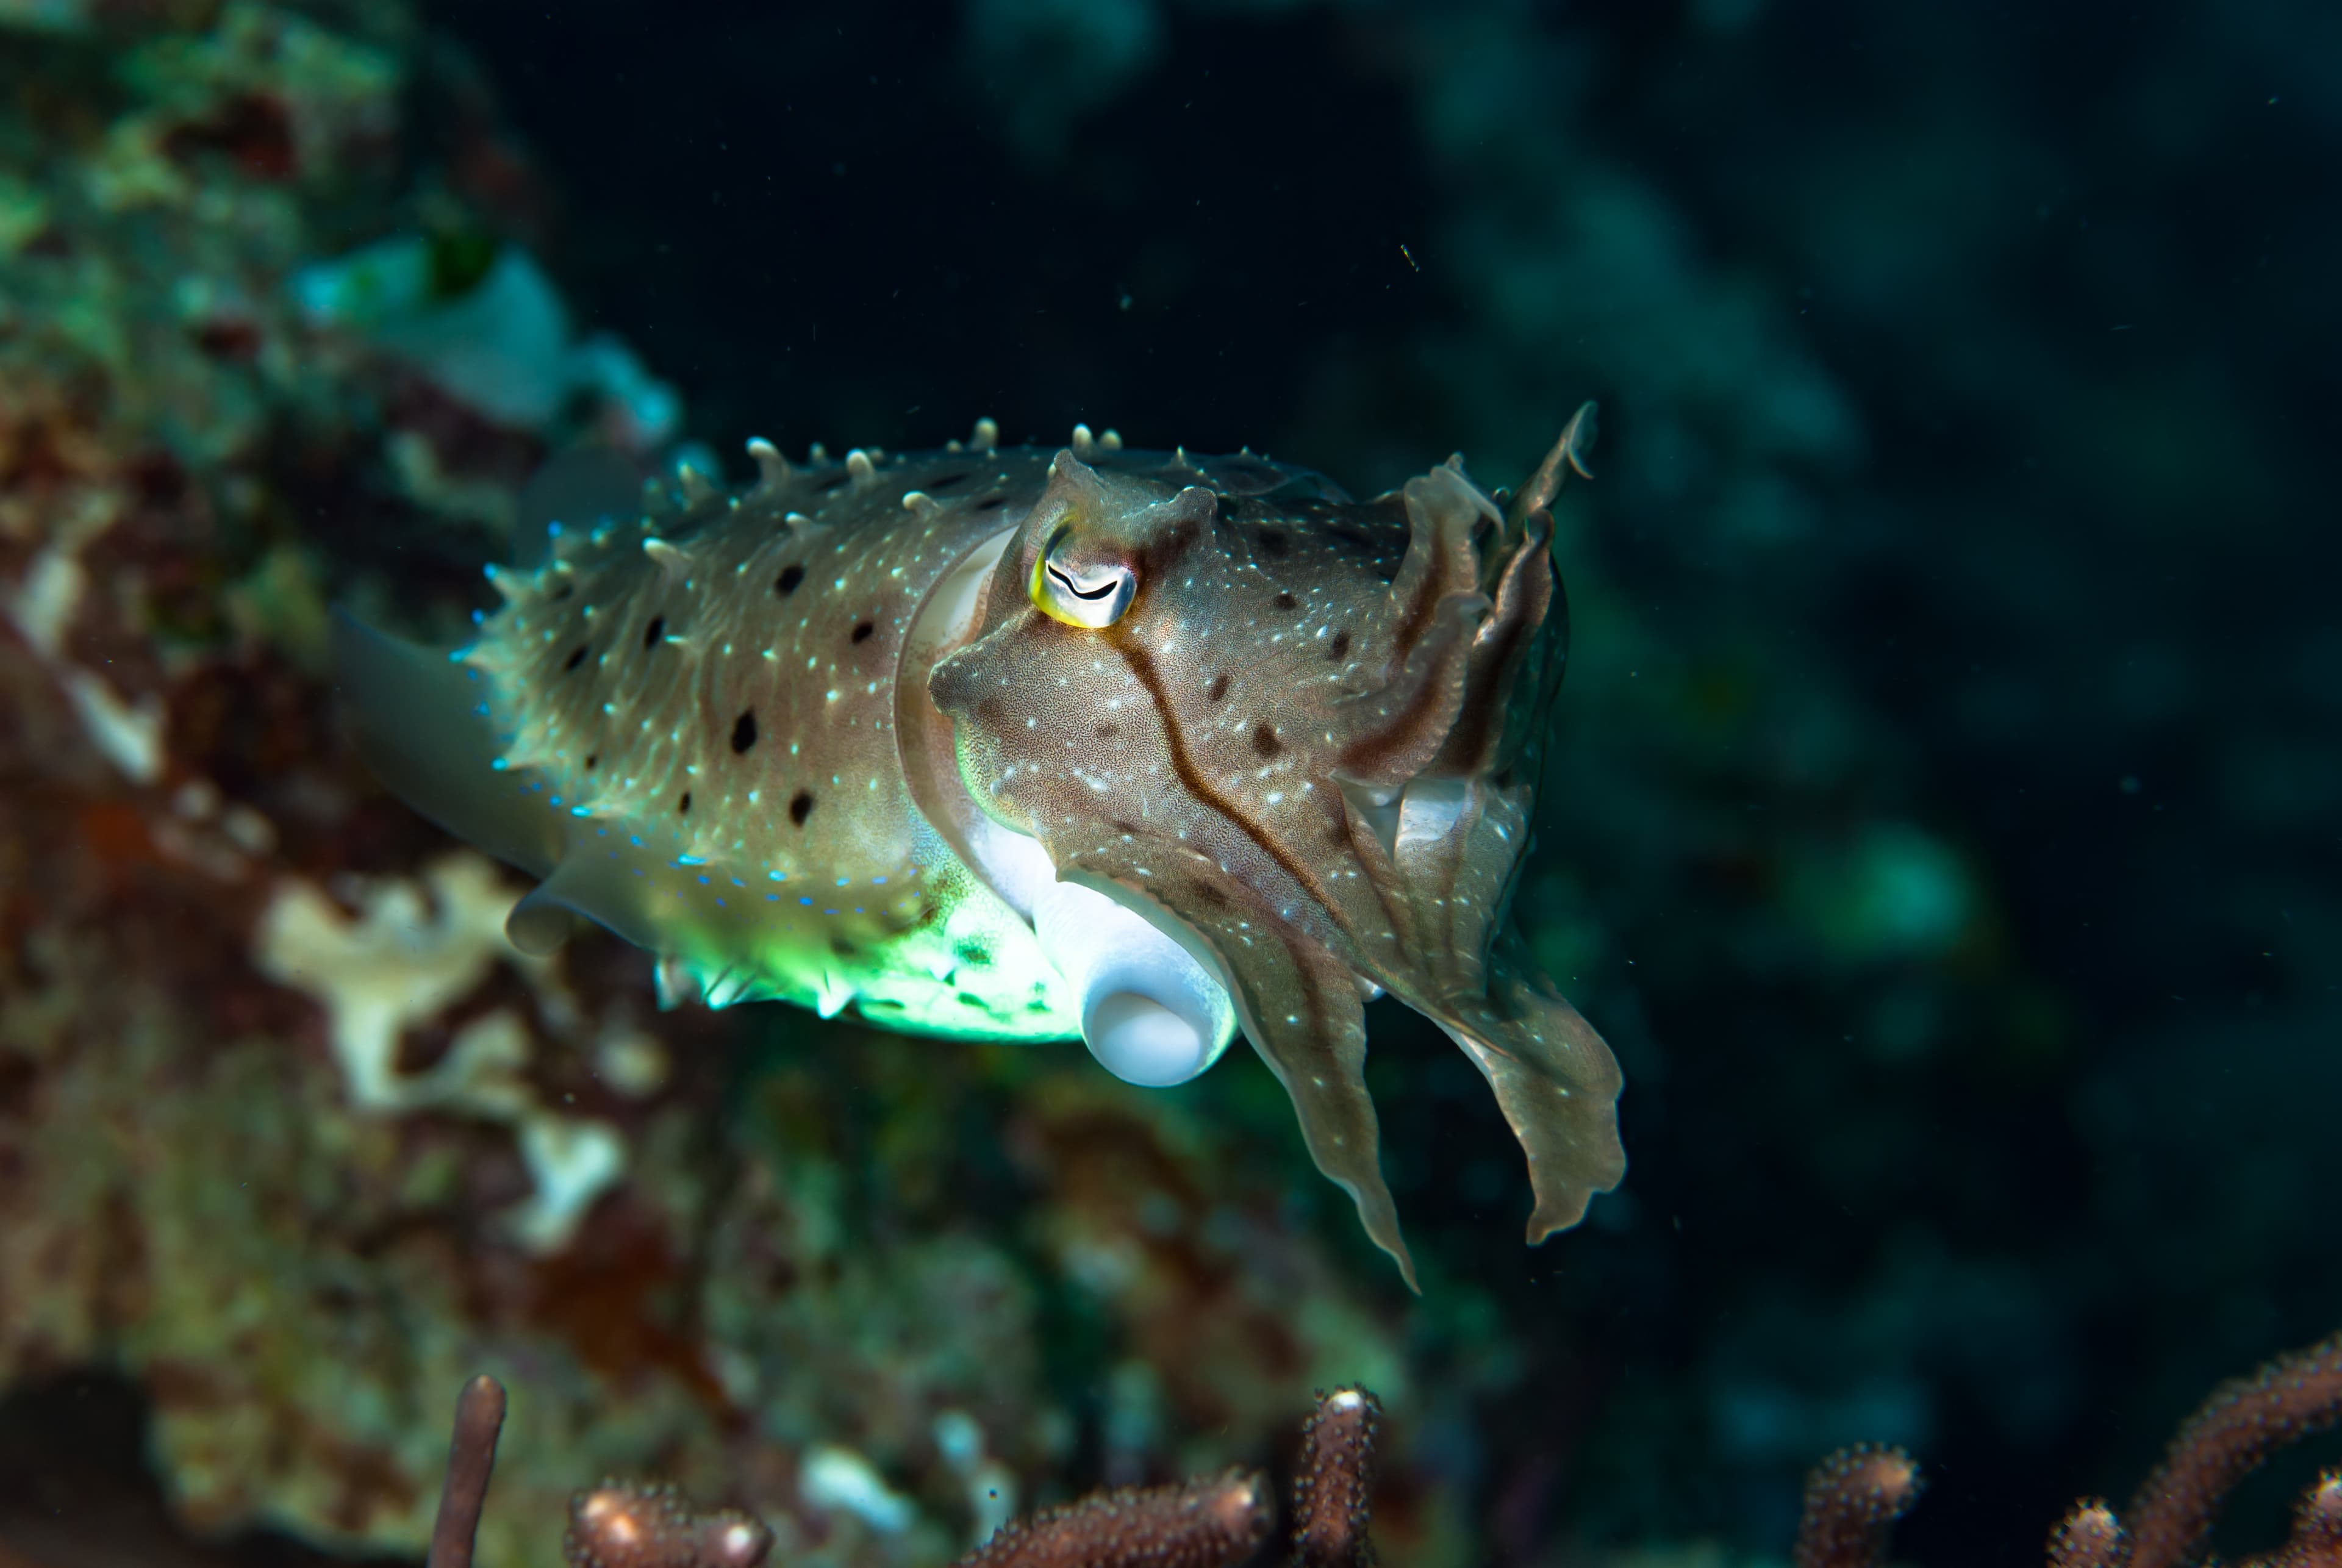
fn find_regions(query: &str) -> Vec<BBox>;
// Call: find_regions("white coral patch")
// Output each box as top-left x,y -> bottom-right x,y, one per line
253,851 -> 630,1255
800,1447 -> 916,1534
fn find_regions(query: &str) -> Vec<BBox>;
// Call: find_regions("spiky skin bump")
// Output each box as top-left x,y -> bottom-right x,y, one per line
464,443 -> 1343,1037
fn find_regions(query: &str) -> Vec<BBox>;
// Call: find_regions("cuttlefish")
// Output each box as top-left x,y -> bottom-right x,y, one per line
334,411 -> 1624,1286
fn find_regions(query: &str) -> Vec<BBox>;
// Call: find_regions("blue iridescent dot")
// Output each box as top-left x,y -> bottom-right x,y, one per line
697,875 -> 710,886
767,870 -> 787,882
872,876 -> 887,885
491,758 -> 509,771
630,835 -> 645,847
766,893 -> 781,902
798,897 -> 813,906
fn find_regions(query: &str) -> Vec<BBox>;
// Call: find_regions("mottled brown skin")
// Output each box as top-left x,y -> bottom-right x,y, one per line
931,412 -> 1622,1286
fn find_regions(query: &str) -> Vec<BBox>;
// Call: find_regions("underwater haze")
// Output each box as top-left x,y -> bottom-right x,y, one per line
1,2 -> 2337,1567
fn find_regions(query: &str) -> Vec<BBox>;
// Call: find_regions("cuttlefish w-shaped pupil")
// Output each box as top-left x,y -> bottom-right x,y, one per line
1048,563 -> 1117,602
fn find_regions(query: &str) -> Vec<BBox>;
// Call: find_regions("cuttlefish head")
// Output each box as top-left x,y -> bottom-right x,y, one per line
929,407 -> 1622,1287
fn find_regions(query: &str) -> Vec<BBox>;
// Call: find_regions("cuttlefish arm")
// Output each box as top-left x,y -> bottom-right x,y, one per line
1083,866 -> 1416,1291
1429,928 -> 1626,1242
1228,922 -> 1415,1291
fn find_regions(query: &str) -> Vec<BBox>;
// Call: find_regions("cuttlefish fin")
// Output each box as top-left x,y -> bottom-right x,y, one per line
1226,928 -> 1417,1292
329,608 -> 563,878
1428,928 -> 1625,1242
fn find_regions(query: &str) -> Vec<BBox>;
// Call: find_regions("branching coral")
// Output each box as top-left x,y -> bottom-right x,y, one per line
1794,1332 -> 2342,1568
563,1483 -> 774,1568
424,1381 -> 1383,1568
1792,1445 -> 1923,1568
953,1470 -> 1273,1568
423,1335 -> 2339,1568
428,1376 -> 507,1568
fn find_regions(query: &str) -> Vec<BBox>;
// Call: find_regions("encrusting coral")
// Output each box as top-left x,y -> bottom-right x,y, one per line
420,1331 -> 2342,1568
1794,1331 -> 2342,1568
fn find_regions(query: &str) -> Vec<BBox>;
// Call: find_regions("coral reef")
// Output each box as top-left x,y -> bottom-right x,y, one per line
418,1334 -> 2342,1568
1794,1332 -> 2342,1568
428,1384 -> 1382,1568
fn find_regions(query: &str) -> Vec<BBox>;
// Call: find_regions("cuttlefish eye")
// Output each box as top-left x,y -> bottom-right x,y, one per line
1031,526 -> 1137,629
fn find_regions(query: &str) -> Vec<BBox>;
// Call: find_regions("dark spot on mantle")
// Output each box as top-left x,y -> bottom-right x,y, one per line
1252,723 -> 1281,758
789,790 -> 815,826
731,710 -> 757,753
